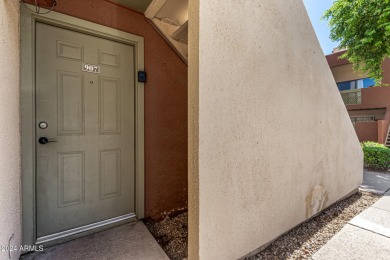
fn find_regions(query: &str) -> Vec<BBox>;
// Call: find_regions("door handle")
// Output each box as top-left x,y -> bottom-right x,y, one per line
38,137 -> 58,145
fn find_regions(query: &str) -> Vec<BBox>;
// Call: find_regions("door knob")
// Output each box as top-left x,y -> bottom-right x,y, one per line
38,137 -> 58,144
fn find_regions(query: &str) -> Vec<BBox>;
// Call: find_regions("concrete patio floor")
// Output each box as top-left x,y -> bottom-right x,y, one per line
20,222 -> 169,260
312,171 -> 390,260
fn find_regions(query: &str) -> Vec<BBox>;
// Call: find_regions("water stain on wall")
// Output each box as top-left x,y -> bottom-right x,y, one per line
306,185 -> 328,218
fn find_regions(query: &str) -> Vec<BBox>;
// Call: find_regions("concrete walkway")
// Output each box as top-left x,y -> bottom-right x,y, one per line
20,222 -> 169,260
312,171 -> 390,260
360,170 -> 390,195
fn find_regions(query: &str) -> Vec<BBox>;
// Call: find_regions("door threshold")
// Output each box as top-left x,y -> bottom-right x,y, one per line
36,213 -> 137,246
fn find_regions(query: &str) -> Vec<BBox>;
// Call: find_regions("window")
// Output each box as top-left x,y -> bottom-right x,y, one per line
337,78 -> 375,91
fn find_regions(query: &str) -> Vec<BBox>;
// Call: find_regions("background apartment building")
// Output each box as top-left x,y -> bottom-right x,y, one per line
327,49 -> 390,146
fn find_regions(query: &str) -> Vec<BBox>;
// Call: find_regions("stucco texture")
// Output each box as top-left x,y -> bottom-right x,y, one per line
26,0 -> 188,218
188,0 -> 363,259
0,0 -> 22,259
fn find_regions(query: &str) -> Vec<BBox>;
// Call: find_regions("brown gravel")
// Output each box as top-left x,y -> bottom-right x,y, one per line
247,191 -> 380,260
145,191 -> 379,260
144,212 -> 188,260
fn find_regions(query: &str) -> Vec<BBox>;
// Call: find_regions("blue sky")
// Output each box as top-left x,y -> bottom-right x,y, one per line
303,0 -> 339,55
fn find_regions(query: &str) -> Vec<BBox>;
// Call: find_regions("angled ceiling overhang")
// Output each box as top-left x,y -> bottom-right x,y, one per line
145,0 -> 188,62
107,0 -> 189,63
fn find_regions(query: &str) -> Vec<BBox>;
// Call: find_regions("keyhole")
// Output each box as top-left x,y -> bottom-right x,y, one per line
90,81 -> 94,84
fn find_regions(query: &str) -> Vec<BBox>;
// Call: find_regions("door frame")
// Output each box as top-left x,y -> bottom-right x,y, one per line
21,4 -> 145,246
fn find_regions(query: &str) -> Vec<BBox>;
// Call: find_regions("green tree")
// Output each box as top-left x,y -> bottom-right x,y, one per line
323,0 -> 390,86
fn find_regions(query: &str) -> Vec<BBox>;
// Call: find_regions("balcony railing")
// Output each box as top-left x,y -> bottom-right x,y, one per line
340,89 -> 362,105
350,116 -> 375,127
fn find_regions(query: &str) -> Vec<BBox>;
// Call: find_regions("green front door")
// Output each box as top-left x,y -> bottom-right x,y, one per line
35,22 -> 136,240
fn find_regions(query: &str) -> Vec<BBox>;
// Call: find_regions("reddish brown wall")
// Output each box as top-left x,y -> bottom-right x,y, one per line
327,51 -> 390,85
348,87 -> 390,144
378,120 -> 387,144
326,50 -> 349,68
382,59 -> 390,85
26,0 -> 188,218
354,122 -> 378,143
348,86 -> 390,110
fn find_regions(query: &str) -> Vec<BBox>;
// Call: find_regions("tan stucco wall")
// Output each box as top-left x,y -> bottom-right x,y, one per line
0,0 -> 22,259
188,0 -> 199,258
188,0 -> 363,259
331,63 -> 369,83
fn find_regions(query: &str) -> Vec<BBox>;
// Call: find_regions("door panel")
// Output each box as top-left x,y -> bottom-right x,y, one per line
99,149 -> 121,199
57,151 -> 85,207
99,77 -> 121,134
57,71 -> 84,135
36,22 -> 136,238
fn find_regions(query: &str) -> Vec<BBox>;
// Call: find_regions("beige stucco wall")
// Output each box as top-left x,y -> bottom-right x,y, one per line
0,0 -> 22,259
188,0 -> 363,259
331,63 -> 368,83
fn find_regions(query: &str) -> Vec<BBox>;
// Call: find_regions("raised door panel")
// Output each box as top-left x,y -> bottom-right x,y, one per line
99,77 -> 121,135
57,71 -> 85,135
98,49 -> 120,68
57,41 -> 84,61
57,152 -> 85,207
99,149 -> 121,199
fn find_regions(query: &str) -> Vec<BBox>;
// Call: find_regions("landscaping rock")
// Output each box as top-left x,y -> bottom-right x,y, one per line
145,192 -> 379,260
247,192 -> 379,260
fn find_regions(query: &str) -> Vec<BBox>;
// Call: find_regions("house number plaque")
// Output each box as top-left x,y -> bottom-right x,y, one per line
82,63 -> 101,74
